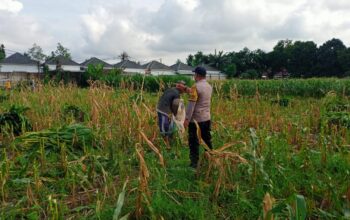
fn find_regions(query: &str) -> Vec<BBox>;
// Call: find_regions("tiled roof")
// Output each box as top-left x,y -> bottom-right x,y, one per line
81,57 -> 113,67
45,55 -> 80,66
114,60 -> 143,69
0,53 -> 37,65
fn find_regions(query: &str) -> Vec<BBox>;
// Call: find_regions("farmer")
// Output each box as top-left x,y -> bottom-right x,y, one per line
156,81 -> 187,147
183,66 -> 213,168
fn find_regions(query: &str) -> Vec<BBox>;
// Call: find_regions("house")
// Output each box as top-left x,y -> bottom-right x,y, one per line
142,60 -> 175,76
197,64 -> 226,80
80,57 -> 113,70
170,62 -> 194,76
45,55 -> 82,72
114,60 -> 144,75
273,68 -> 290,79
0,53 -> 40,84
0,53 -> 39,73
262,72 -> 269,80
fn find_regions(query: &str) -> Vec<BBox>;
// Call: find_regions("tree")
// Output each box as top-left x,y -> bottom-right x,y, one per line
235,47 -> 266,75
175,59 -> 182,64
193,51 -> 209,66
27,43 -> 46,62
184,37 -> 350,79
338,48 -> 350,77
118,51 -> 129,61
186,54 -> 194,66
53,43 -> 71,59
288,41 -> 317,77
208,50 -> 228,71
86,63 -> 104,80
0,44 -> 5,61
315,38 -> 346,77
268,40 -> 293,74
224,63 -> 237,78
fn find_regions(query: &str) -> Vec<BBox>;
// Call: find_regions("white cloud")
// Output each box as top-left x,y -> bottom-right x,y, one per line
79,3 -> 160,62
2,0 -> 350,64
0,11 -> 53,54
175,0 -> 199,10
0,0 -> 23,13
81,7 -> 112,43
76,0 -> 350,64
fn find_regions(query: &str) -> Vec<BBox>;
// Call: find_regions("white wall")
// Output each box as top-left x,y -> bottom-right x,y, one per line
207,70 -> 220,75
0,72 -> 40,84
0,64 -> 39,73
124,68 -> 145,74
150,70 -> 176,76
177,70 -> 193,75
47,64 -> 82,72
47,64 -> 55,71
207,73 -> 227,80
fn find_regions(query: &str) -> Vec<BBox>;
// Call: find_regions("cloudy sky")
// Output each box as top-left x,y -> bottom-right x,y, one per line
1,0 -> 350,64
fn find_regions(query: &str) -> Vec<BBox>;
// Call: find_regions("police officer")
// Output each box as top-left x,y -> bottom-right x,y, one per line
184,66 -> 213,168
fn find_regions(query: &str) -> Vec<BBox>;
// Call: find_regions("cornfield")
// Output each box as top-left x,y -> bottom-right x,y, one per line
0,79 -> 349,219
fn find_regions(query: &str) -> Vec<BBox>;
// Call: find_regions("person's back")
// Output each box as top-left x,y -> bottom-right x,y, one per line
157,87 -> 180,115
156,82 -> 187,147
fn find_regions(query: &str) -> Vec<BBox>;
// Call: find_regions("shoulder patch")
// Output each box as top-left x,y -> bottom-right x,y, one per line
188,85 -> 198,102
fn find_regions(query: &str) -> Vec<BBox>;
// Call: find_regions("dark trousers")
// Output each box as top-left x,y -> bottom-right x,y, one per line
188,120 -> 212,167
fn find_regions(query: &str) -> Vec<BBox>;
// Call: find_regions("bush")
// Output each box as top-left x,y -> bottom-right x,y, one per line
321,94 -> 350,128
102,74 -> 193,92
222,78 -> 350,97
62,104 -> 85,122
240,69 -> 259,79
0,105 -> 32,136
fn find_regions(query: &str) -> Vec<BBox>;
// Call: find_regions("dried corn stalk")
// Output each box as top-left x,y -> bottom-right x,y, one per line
140,131 -> 165,167
263,192 -> 275,220
135,144 -> 150,219
195,121 -> 247,199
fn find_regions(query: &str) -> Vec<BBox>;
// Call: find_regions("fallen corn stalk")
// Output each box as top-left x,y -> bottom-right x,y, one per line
140,131 -> 165,167
194,121 -> 247,199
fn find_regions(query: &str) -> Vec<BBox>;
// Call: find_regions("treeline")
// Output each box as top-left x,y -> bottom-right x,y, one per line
186,38 -> 350,78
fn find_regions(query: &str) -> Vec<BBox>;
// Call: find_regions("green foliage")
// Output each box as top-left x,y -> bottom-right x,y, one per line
86,63 -> 104,80
0,105 -> 32,136
271,97 -> 290,107
315,38 -> 346,77
0,93 -> 9,103
98,74 -> 192,92
113,180 -> 129,220
240,69 -> 259,79
269,194 -> 307,220
47,43 -> 71,60
224,63 -> 237,78
222,78 -> 350,97
1,84 -> 349,219
27,43 -> 46,62
186,38 -> 350,78
338,48 -> 350,76
0,44 -> 5,61
321,94 -> 350,128
62,104 -> 85,123
16,123 -> 96,151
